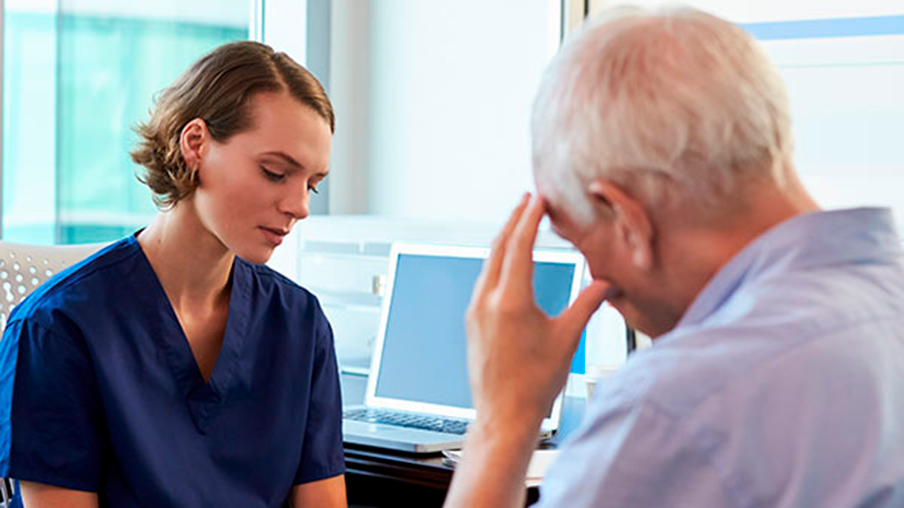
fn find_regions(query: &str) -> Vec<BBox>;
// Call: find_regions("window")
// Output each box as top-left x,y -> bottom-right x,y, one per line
590,0 -> 904,226
2,0 -> 252,244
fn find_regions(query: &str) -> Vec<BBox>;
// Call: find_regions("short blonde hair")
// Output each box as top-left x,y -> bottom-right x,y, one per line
131,41 -> 334,208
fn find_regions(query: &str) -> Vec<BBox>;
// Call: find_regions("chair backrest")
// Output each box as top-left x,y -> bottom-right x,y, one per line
0,241 -> 109,333
0,241 -> 108,506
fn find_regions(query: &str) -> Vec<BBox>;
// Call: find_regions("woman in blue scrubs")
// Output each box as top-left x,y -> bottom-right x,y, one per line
0,41 -> 346,507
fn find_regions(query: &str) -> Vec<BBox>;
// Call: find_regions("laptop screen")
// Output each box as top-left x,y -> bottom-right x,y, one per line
367,243 -> 584,424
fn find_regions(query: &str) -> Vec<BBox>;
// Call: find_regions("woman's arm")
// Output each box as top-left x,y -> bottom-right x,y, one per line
1,320 -> 107,504
288,475 -> 346,508
19,481 -> 99,508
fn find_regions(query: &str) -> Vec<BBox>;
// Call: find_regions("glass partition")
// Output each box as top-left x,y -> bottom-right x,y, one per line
2,0 -> 252,243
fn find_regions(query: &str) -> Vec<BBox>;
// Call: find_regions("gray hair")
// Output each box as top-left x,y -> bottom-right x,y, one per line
532,6 -> 793,223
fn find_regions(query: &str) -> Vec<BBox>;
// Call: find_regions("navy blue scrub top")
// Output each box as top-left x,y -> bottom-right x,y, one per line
0,235 -> 344,507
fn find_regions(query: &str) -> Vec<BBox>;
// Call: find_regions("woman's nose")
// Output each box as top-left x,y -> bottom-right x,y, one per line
280,187 -> 310,220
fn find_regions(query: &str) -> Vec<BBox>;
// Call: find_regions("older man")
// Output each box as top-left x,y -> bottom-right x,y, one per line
444,7 -> 904,508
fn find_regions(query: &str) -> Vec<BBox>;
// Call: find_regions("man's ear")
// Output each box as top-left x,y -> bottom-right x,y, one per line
179,118 -> 208,173
587,180 -> 654,270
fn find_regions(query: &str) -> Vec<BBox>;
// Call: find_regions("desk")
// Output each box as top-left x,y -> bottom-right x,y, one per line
344,444 -> 461,507
341,373 -> 587,508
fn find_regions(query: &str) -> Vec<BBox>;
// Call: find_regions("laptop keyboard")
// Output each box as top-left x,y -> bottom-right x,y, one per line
344,408 -> 470,435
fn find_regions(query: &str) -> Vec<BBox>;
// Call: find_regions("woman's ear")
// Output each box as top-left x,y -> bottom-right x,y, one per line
179,118 -> 208,172
587,180 -> 655,270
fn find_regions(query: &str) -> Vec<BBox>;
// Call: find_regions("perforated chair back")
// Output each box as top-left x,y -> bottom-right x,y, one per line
0,241 -> 108,334
0,241 -> 108,506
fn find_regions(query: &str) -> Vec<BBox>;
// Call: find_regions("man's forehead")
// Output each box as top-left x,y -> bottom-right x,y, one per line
536,192 -> 569,233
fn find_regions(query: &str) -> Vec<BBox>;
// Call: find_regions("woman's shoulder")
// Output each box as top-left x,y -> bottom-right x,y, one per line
233,258 -> 325,318
238,259 -> 322,307
236,262 -> 336,347
7,236 -> 144,328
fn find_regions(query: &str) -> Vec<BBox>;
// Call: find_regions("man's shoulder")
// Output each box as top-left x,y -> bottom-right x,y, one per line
614,261 -> 904,420
592,269 -> 904,505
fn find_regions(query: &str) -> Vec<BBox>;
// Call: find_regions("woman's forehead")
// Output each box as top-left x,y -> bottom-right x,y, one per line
228,92 -> 332,169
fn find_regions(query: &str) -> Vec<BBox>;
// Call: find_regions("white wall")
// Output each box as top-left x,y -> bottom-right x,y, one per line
328,0 -> 561,224
261,0 -> 306,62
328,0 -> 372,215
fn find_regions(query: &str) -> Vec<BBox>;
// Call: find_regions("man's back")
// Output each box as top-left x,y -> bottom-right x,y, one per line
539,208 -> 904,507
441,7 -> 903,508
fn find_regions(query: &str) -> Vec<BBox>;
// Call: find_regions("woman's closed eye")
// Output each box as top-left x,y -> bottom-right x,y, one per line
261,166 -> 287,182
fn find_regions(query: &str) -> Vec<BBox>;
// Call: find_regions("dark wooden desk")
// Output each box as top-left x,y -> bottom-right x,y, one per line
344,443 -> 454,507
344,443 -> 542,507
341,373 -> 586,508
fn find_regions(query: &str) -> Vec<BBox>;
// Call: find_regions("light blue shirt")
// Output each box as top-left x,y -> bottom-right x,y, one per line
539,208 -> 904,508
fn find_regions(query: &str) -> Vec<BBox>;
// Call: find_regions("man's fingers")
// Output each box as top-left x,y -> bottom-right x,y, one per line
556,280 -> 610,343
474,194 -> 531,297
499,195 -> 546,294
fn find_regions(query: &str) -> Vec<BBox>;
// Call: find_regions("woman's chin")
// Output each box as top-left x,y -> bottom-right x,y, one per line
237,245 -> 276,266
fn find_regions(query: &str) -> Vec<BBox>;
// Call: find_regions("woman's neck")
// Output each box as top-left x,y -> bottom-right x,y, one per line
137,201 -> 234,313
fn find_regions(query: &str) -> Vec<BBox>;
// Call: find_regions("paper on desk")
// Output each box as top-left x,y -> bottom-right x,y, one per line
442,449 -> 560,485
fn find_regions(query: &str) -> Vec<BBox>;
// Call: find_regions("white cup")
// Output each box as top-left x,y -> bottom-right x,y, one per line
584,364 -> 619,399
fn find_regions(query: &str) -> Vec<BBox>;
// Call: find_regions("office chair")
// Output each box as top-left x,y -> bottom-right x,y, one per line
0,240 -> 108,507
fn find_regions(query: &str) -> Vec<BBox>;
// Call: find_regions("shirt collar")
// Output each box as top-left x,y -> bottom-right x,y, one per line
675,207 -> 902,329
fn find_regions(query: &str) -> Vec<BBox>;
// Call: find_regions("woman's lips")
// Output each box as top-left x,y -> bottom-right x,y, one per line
260,226 -> 287,246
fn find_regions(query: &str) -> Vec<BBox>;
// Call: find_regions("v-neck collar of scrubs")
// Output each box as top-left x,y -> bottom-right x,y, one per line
126,234 -> 252,434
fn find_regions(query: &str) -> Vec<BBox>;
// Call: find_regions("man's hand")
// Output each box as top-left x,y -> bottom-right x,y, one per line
444,194 -> 609,508
466,193 -> 610,428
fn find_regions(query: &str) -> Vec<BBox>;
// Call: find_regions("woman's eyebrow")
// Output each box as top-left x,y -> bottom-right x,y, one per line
261,151 -> 329,177
261,151 -> 303,169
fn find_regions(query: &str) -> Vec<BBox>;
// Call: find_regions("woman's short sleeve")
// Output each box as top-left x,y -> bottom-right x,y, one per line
293,318 -> 345,484
0,318 -> 106,491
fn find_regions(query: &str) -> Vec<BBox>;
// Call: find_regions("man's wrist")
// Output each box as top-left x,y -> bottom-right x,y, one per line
469,412 -> 543,449
445,412 -> 540,508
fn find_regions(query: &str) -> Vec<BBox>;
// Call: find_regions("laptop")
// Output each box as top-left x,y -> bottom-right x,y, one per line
342,242 -> 586,453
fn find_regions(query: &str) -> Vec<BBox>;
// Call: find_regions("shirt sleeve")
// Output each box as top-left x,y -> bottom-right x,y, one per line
535,400 -> 740,508
0,319 -> 106,492
293,315 -> 345,484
